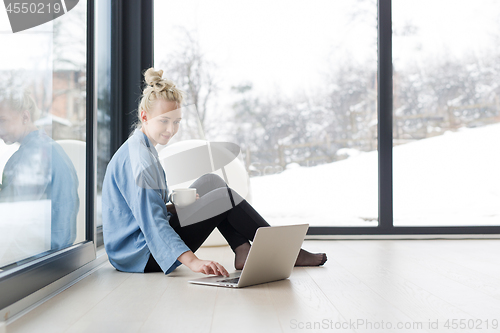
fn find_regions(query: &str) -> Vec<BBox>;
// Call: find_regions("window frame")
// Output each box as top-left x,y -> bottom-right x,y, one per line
0,0 -> 97,311
307,0 -> 500,236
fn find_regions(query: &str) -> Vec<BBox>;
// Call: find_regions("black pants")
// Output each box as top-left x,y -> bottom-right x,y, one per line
144,174 -> 270,272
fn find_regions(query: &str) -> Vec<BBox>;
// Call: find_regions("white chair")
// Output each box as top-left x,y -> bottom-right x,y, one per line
158,140 -> 252,247
56,140 -> 86,244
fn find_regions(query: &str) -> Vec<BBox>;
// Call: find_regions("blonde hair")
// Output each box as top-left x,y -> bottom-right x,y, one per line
135,67 -> 184,129
0,88 -> 41,122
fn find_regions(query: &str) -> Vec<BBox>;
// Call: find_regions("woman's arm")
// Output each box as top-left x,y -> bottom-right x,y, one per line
178,250 -> 229,277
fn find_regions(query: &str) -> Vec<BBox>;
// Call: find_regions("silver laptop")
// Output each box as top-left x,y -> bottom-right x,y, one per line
188,224 -> 309,288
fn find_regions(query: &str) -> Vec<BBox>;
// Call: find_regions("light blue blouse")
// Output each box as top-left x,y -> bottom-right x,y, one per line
102,129 -> 190,274
0,130 -> 78,251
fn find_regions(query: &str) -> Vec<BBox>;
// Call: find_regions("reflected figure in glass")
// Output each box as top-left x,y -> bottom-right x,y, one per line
0,88 -> 79,267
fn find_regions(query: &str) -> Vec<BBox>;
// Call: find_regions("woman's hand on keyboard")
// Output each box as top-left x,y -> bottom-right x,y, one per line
191,259 -> 229,277
178,251 -> 229,277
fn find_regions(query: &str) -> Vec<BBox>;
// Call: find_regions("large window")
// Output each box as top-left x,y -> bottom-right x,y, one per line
153,0 -> 500,234
154,0 -> 379,228
0,0 -> 102,315
0,0 -> 88,271
392,0 -> 500,226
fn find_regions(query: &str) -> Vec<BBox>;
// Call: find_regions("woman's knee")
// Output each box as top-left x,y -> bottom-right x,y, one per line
200,173 -> 226,187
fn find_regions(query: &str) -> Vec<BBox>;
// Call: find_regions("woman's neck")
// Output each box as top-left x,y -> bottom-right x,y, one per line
18,125 -> 38,143
140,126 -> 157,147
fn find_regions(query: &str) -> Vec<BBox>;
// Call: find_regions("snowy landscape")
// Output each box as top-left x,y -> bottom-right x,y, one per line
250,123 -> 500,227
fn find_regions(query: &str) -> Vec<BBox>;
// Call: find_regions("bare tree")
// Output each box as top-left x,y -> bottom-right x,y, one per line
52,3 -> 86,71
158,27 -> 219,139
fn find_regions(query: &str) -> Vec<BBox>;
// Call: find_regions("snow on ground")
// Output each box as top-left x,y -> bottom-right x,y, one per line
250,123 -> 500,227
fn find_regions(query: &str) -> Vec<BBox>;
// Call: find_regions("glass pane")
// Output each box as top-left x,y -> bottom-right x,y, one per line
0,1 -> 87,271
95,0 -> 112,247
154,0 -> 378,227
393,0 -> 500,226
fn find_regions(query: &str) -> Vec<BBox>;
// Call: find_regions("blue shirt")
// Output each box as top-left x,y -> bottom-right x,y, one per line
0,130 -> 78,251
102,129 -> 190,274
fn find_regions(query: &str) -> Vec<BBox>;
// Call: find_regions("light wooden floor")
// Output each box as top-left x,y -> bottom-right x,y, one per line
6,240 -> 500,333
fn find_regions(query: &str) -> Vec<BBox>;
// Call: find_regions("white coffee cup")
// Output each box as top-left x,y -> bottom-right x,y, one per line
169,188 -> 197,207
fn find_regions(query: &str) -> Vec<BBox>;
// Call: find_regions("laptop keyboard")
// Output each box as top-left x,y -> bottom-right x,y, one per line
217,277 -> 240,284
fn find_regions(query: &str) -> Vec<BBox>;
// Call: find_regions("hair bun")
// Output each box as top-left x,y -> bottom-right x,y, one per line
144,68 -> 165,91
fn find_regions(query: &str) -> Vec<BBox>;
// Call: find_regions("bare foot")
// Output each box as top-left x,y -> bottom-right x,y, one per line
234,242 -> 251,270
295,249 -> 327,266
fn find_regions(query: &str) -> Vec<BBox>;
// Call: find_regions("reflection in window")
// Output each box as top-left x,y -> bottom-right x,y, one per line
393,0 -> 500,226
0,0 -> 87,270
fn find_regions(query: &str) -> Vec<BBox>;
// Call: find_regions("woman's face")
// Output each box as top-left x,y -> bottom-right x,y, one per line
0,106 -> 28,144
141,99 -> 182,146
